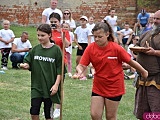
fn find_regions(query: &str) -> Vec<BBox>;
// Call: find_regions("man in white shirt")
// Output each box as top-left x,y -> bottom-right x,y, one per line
42,0 -> 63,24
117,23 -> 133,48
104,8 -> 118,36
10,31 -> 32,69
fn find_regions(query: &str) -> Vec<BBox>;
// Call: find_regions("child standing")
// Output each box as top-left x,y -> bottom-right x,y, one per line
62,23 -> 74,77
20,24 -> 63,120
76,22 -> 148,120
86,16 -> 96,78
73,16 -> 92,80
0,20 -> 15,70
103,8 -> 118,36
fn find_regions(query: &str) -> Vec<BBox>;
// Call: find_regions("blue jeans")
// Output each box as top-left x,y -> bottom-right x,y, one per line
10,53 -> 25,68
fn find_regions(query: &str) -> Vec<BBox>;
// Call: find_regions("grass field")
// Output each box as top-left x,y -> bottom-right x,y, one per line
0,25 -> 137,120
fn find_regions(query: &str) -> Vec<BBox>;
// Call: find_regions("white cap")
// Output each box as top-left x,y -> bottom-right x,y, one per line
80,16 -> 88,21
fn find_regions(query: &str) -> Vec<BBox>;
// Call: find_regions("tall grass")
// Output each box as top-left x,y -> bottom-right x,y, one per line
0,26 -> 137,120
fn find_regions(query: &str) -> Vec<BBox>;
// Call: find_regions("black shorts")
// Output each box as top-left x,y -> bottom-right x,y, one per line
140,23 -> 147,27
30,97 -> 52,119
76,43 -> 88,56
122,38 -> 128,45
91,92 -> 122,101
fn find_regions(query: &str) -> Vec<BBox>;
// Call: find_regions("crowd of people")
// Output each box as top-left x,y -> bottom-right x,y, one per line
1,0 -> 160,119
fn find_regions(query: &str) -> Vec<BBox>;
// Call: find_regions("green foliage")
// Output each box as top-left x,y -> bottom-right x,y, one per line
0,26 -> 137,120
137,0 -> 159,8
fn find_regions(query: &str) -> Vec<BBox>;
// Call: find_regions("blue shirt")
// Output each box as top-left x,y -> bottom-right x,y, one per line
137,13 -> 150,25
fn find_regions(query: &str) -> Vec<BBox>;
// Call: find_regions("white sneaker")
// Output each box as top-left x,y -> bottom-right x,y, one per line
53,109 -> 60,119
42,111 -> 44,116
68,73 -> 72,77
1,66 -> 8,70
74,45 -> 78,48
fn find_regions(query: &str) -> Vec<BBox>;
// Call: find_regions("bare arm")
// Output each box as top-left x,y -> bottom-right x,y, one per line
74,34 -> 82,50
0,37 -> 7,43
145,47 -> 160,57
50,75 -> 62,95
6,37 -> 14,44
76,64 -> 87,78
0,37 -> 14,44
64,37 -> 71,48
88,35 -> 91,45
11,43 -> 30,53
42,15 -> 47,23
74,34 -> 78,45
137,19 -> 143,29
128,59 -> 148,78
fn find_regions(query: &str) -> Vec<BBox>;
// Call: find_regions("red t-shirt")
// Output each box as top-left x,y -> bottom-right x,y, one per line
51,29 -> 70,64
80,41 -> 131,97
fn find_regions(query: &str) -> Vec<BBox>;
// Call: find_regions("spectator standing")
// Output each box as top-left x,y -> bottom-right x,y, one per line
61,9 -> 76,32
134,10 -> 160,119
86,16 -> 96,78
0,20 -> 15,70
10,31 -> 32,69
103,8 -> 118,36
73,16 -> 92,80
20,24 -> 63,120
49,12 -> 71,62
86,16 -> 95,43
76,22 -> 148,120
42,0 -> 62,24
62,22 -> 74,77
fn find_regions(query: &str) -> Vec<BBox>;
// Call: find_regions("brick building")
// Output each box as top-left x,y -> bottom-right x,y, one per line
0,0 -> 159,28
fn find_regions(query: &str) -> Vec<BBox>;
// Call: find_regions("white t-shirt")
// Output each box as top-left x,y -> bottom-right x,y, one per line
65,31 -> 74,54
120,28 -> 133,38
11,38 -> 32,55
104,15 -> 117,32
74,26 -> 92,43
128,44 -> 135,59
42,8 -> 63,24
61,19 -> 76,29
86,23 -> 95,43
0,29 -> 15,49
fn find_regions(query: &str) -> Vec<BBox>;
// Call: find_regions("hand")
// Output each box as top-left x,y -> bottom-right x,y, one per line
140,26 -> 143,30
50,84 -> 58,96
4,41 -> 9,45
145,47 -> 155,55
24,48 -> 30,52
141,70 -> 148,79
19,63 -> 29,69
78,45 -> 83,50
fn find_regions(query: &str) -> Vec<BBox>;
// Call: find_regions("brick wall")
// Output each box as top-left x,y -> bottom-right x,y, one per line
0,0 -> 159,28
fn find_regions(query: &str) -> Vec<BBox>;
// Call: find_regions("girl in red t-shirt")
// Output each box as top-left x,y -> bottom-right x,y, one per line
76,22 -> 148,120
49,12 -> 70,64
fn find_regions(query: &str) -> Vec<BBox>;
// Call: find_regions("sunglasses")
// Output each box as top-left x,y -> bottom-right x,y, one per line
64,13 -> 70,15
133,38 -> 139,41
